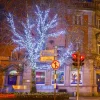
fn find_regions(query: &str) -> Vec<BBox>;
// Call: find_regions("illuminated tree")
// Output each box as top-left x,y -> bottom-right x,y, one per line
7,5 -> 66,69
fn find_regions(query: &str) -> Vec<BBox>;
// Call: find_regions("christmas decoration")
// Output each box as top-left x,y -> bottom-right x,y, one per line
7,5 -> 66,69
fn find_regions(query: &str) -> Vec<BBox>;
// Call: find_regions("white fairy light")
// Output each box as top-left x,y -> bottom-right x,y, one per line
7,5 -> 67,69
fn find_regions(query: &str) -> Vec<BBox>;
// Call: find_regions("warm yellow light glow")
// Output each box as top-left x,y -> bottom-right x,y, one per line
54,74 -> 57,79
51,60 -> 60,69
54,83 -> 56,89
0,56 -> 9,60
40,56 -> 54,62
12,85 -> 27,89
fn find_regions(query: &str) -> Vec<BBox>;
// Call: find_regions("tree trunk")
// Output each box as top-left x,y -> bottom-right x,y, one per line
30,69 -> 37,93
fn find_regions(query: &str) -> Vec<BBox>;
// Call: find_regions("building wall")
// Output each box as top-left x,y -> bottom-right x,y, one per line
0,1 -> 100,95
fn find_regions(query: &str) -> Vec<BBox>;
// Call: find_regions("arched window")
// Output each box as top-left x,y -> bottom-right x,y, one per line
9,70 -> 18,75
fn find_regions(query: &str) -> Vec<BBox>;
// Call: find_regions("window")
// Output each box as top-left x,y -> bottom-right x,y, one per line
36,71 -> 45,84
96,19 -> 100,29
70,66 -> 83,86
70,71 -> 83,86
73,15 -> 81,25
9,70 -> 18,75
83,15 -> 88,25
52,71 -> 64,85
97,44 -> 100,55
98,19 -> 100,29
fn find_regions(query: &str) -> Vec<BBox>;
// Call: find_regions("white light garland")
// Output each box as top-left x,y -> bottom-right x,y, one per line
7,5 -> 67,69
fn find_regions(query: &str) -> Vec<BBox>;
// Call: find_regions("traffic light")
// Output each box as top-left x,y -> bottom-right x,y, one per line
72,53 -> 85,66
80,55 -> 84,66
72,53 -> 78,66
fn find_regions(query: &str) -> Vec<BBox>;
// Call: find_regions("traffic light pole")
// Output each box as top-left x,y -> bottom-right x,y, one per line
54,70 -> 56,100
77,52 -> 80,100
72,43 -> 84,100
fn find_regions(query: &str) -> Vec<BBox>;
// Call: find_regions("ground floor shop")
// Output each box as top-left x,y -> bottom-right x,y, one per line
0,60 -> 100,96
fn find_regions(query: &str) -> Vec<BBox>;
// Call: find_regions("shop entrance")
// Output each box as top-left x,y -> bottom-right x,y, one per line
96,74 -> 100,92
8,70 -> 18,85
8,75 -> 17,85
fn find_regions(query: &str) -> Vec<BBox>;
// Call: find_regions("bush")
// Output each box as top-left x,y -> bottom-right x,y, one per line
16,92 -> 69,100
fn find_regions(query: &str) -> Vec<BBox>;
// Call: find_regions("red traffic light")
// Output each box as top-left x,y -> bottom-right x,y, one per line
80,55 -> 85,61
72,53 -> 78,61
72,53 -> 85,66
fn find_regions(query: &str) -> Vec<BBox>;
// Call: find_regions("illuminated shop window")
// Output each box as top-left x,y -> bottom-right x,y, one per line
70,70 -> 83,85
36,71 -> 45,84
70,66 -> 83,85
52,71 -> 64,85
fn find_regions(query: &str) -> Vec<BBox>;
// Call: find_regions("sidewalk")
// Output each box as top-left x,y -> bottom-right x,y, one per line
69,96 -> 100,100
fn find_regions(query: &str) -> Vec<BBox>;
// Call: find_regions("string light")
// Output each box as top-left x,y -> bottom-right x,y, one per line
7,5 -> 66,69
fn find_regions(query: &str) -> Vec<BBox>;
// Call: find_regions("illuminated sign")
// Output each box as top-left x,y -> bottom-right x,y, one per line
0,94 -> 15,98
40,50 -> 55,56
0,56 -> 9,60
12,85 -> 27,89
40,56 -> 54,62
40,49 -> 57,62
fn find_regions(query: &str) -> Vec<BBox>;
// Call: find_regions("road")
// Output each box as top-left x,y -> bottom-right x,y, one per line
69,97 -> 100,100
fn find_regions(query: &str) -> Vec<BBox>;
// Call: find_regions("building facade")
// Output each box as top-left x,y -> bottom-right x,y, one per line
0,0 -> 100,96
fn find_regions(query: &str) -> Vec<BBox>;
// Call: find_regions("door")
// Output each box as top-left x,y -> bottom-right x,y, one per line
8,75 -> 17,85
96,74 -> 100,92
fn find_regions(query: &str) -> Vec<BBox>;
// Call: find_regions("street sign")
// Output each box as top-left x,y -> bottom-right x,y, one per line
40,49 -> 55,56
40,56 -> 55,62
40,49 -> 57,62
51,60 -> 60,70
